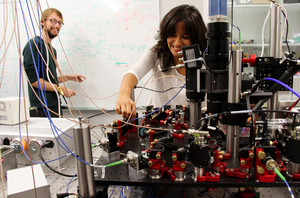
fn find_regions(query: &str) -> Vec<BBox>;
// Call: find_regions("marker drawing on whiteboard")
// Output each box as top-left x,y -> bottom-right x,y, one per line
115,62 -> 129,67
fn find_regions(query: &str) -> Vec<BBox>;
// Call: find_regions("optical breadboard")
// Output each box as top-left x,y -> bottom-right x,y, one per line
0,117 -> 76,169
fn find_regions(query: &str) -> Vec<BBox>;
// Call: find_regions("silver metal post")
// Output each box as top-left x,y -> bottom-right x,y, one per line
73,117 -> 88,197
82,124 -> 96,197
268,5 -> 281,137
269,5 -> 281,58
226,49 -> 243,158
189,101 -> 201,129
131,89 -> 135,102
73,117 -> 96,198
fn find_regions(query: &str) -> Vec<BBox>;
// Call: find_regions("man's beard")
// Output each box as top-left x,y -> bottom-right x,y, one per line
47,28 -> 58,39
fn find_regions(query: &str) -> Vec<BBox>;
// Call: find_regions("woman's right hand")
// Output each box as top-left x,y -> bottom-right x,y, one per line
115,73 -> 138,119
116,92 -> 136,119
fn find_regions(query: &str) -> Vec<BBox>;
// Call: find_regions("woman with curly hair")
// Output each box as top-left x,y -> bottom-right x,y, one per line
116,4 -> 207,118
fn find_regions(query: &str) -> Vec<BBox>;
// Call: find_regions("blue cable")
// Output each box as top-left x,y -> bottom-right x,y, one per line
66,173 -> 77,193
22,0 -> 75,151
204,193 -> 213,198
46,116 -> 94,166
226,188 -> 233,198
37,0 -> 42,75
127,186 -> 184,198
128,186 -> 150,198
49,123 -> 71,153
232,24 -> 240,32
53,124 -> 73,139
129,83 -> 186,122
17,4 -> 67,164
25,0 -> 36,39
147,187 -> 155,197
265,77 -> 300,99
203,48 -> 207,55
19,0 -> 48,106
23,1 -> 72,142
33,5 -> 53,119
17,47 -> 68,164
109,186 -> 115,198
23,0 -> 50,118
195,188 -> 213,198
143,187 -> 152,197
284,179 -> 295,198
23,0 -> 60,121
24,0 -> 41,96
39,107 -> 90,166
117,186 -> 123,198
18,1 -> 92,167
22,0 -> 57,132
25,0 -> 44,106
46,118 -> 93,166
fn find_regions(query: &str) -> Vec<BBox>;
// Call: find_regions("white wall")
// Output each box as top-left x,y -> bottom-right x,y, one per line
159,0 -> 209,24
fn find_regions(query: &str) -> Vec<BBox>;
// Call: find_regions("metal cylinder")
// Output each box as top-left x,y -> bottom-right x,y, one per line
269,5 -> 281,58
212,166 -> 219,174
287,161 -> 300,178
174,171 -> 185,181
82,125 -> 96,197
228,50 -> 242,104
226,125 -> 240,158
189,101 -> 201,129
149,168 -> 162,179
73,125 -> 88,197
73,118 -> 96,198
226,49 -> 242,158
194,167 -> 204,182
268,5 -> 281,136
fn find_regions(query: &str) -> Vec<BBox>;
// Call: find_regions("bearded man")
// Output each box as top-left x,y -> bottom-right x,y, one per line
23,8 -> 86,117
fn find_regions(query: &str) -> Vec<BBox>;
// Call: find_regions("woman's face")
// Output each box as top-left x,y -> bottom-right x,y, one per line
167,21 -> 192,65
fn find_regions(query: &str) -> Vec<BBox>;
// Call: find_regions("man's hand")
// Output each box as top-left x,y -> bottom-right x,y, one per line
60,86 -> 76,98
68,74 -> 86,82
58,74 -> 86,83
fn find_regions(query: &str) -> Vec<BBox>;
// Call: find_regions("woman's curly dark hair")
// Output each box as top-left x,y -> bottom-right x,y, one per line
152,5 -> 207,69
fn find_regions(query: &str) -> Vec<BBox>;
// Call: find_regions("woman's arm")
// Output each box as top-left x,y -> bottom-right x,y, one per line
115,47 -> 156,118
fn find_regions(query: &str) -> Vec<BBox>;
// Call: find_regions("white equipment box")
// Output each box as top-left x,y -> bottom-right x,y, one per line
0,97 -> 30,125
7,164 -> 51,198
0,117 -> 76,169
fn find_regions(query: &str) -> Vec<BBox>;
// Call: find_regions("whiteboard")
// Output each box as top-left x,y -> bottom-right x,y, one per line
0,0 -> 159,110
